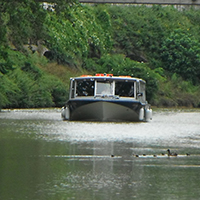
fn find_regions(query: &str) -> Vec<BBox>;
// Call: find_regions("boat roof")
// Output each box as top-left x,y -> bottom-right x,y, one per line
70,74 -> 146,83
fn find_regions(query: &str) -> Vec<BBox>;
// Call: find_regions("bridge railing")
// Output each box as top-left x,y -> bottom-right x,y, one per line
79,0 -> 200,5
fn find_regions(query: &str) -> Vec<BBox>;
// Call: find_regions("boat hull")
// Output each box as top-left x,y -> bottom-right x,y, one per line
63,99 -> 148,122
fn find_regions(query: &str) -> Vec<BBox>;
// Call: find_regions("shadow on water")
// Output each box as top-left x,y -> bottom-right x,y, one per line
0,109 -> 200,200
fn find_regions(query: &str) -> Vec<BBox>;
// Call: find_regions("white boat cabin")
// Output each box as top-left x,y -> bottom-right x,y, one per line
69,74 -> 147,103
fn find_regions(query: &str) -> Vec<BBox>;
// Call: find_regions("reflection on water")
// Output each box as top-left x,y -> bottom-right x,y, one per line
0,109 -> 200,200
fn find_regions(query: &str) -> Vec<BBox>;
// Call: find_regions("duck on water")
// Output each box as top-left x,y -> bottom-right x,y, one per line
61,73 -> 152,122
167,149 -> 178,157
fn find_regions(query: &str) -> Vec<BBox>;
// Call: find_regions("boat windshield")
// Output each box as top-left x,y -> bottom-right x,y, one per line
115,81 -> 135,97
76,80 -> 94,97
96,81 -> 114,96
71,77 -> 141,99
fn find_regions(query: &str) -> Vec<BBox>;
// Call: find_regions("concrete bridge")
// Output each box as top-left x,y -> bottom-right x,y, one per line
79,0 -> 200,5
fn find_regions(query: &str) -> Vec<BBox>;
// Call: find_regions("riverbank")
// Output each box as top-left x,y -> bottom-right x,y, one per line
1,3 -> 200,109
151,106 -> 200,113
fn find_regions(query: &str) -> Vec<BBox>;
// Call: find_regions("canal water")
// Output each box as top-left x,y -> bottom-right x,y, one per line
0,108 -> 200,200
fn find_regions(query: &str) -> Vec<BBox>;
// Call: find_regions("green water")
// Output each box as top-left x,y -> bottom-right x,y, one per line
0,109 -> 200,200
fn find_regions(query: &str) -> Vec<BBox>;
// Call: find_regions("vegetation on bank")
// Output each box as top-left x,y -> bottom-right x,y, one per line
1,0 -> 200,109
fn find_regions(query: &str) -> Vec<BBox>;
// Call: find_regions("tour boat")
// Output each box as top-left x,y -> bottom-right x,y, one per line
61,73 -> 152,122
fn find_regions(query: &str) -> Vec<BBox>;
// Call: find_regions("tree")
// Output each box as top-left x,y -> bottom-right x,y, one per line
0,0 -> 47,48
161,29 -> 200,84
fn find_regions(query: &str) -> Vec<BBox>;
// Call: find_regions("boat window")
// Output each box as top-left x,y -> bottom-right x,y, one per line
96,81 -> 113,96
76,80 -> 94,97
115,81 -> 134,97
139,81 -> 146,102
70,80 -> 75,98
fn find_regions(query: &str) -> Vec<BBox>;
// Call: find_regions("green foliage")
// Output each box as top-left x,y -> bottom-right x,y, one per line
161,29 -> 200,84
0,49 -> 67,108
153,73 -> 200,107
0,72 -> 19,108
0,48 -> 14,74
1,2 -> 200,109
109,5 -> 168,63
106,5 -> 200,106
45,4 -> 112,65
1,0 -> 47,47
108,5 -> 194,67
0,12 -> 8,45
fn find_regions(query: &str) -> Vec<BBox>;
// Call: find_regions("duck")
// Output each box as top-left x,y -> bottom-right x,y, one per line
167,149 -> 178,157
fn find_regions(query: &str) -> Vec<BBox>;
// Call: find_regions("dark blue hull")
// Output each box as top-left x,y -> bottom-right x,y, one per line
66,98 -> 143,122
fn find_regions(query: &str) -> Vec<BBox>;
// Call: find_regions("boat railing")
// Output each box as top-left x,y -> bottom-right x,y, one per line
94,94 -> 119,99
73,92 -> 141,99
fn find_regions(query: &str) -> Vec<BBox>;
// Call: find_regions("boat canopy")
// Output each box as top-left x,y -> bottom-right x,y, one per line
69,74 -> 146,103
